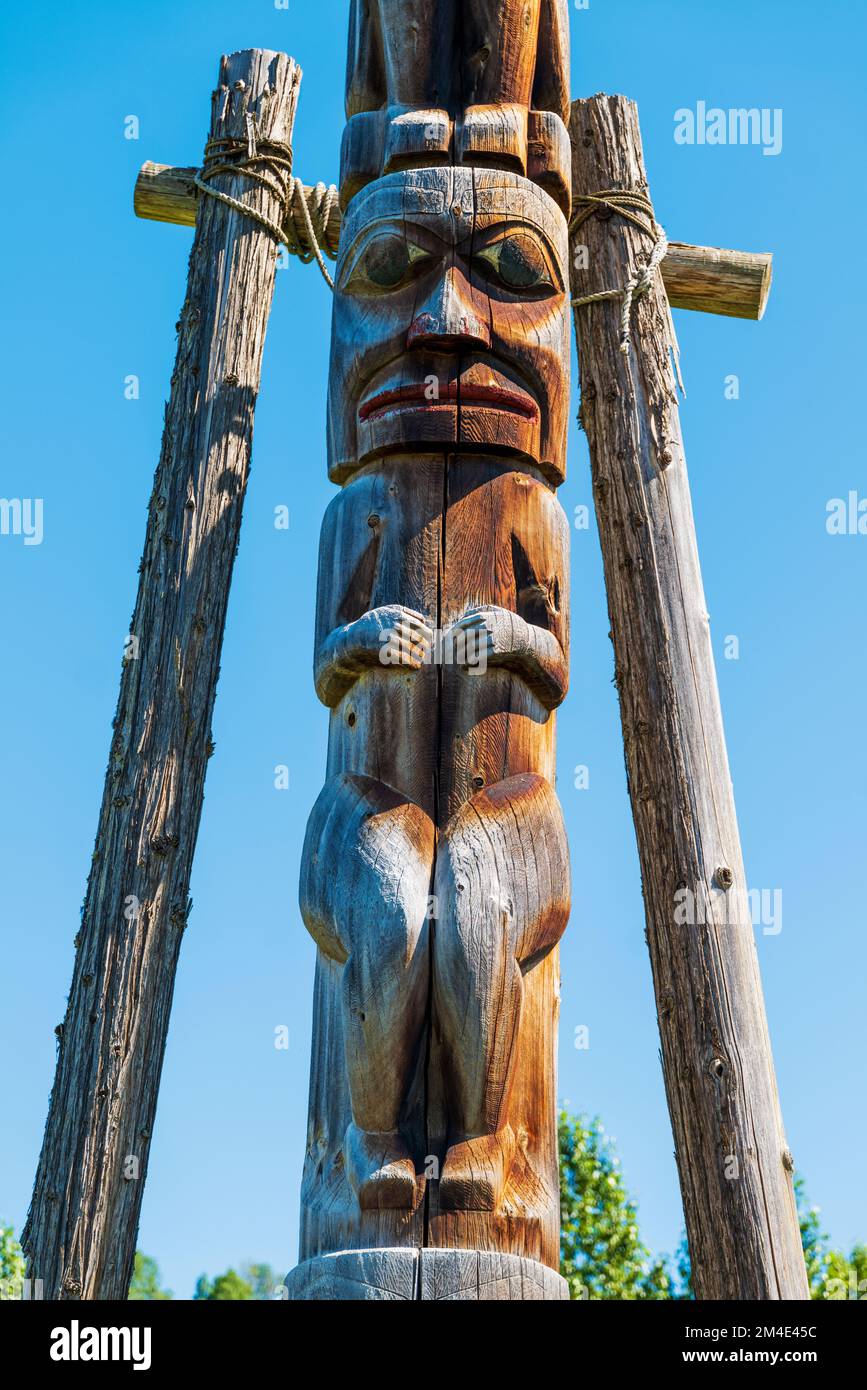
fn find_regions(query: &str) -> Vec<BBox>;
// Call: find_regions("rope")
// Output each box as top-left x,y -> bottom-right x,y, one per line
570,189 -> 673,364
283,179 -> 338,290
192,132 -> 336,290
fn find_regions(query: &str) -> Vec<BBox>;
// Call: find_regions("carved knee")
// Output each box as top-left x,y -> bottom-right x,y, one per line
435,773 -> 570,975
299,772 -> 435,969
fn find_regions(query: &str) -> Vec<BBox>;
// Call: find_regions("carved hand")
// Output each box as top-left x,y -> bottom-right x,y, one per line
316,605 -> 434,707
447,605 -> 568,709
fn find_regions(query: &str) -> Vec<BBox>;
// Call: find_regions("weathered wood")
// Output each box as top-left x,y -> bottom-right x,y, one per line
284,1247 -> 569,1300
23,49 -> 300,1301
660,241 -> 772,319
418,1248 -> 569,1300
137,160 -> 772,320
342,0 -> 572,212
298,169 -> 572,1264
290,4 -> 574,1299
134,161 -> 342,260
569,94 -> 808,1300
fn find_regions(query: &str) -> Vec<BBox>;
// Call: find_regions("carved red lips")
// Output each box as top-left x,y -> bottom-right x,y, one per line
359,379 -> 539,423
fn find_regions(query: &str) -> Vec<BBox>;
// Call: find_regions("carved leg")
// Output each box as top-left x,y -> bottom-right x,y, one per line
300,772 -> 434,1209
433,773 -> 570,1210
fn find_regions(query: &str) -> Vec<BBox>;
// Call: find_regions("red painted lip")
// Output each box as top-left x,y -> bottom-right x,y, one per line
359,381 -> 538,422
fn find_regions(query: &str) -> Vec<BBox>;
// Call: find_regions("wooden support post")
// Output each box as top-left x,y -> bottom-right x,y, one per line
134,162 -> 771,320
568,95 -> 808,1300
22,49 -> 300,1301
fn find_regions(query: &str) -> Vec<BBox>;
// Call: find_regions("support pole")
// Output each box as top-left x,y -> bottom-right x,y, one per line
23,49 -> 300,1300
569,94 -> 808,1300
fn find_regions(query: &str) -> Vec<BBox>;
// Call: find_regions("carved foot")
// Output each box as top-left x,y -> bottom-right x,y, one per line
344,1123 -> 418,1210
438,1126 -> 516,1211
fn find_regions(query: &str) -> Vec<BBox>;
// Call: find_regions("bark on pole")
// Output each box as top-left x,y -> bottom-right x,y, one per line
23,48 -> 300,1301
569,95 -> 809,1300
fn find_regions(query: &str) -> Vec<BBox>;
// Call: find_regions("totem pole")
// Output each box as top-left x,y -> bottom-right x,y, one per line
286,0 -> 574,1301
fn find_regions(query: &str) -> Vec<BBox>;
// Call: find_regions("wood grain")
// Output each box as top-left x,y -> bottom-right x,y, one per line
569,94 -> 807,1301
284,1247 -> 569,1299
135,161 -> 772,319
345,0 -> 570,121
297,162 -> 572,1278
659,241 -> 772,320
23,50 -> 299,1301
134,161 -> 343,260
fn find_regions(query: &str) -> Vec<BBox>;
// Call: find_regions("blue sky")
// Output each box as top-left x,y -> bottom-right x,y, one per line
1,0 -> 864,1298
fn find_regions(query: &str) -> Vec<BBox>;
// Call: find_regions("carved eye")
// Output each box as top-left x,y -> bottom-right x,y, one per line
345,233 -> 434,292
475,232 -> 555,293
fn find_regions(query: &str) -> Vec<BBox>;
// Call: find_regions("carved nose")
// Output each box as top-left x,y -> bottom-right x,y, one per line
407,267 -> 491,351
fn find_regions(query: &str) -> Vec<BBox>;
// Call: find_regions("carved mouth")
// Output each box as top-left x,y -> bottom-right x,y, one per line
359,380 -> 538,423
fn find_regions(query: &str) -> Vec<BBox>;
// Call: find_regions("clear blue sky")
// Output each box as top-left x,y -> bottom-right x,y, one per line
1,0 -> 864,1298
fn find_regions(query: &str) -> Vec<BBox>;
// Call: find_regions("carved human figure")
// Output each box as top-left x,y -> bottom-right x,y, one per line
300,166 -> 571,1216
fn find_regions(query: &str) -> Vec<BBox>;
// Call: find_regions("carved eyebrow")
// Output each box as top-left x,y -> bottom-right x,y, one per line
353,217 -> 448,241
468,223 -> 564,279
337,217 -> 566,287
337,217 -> 451,269
471,217 -> 562,250
340,192 -> 457,244
471,219 -> 557,245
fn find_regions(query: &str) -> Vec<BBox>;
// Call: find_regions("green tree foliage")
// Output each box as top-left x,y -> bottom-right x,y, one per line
128,1251 -> 173,1300
0,1222 -> 25,1300
558,1109 -> 680,1299
795,1178 -> 867,1301
194,1268 -> 254,1300
240,1262 -> 283,1300
579,1156 -> 865,1304
192,1262 -> 282,1300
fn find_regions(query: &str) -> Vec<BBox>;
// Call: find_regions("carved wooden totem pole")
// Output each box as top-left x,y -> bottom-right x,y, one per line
286,0 -> 573,1301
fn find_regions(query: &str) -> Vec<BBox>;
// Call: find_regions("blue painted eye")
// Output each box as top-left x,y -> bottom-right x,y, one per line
362,234 -> 410,287
348,234 -> 434,291
475,232 -> 554,291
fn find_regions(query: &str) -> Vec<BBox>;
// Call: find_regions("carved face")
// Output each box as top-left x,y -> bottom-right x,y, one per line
327,168 -> 570,484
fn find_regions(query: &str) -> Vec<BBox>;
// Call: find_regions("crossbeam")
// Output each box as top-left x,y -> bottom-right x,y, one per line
134,160 -> 771,320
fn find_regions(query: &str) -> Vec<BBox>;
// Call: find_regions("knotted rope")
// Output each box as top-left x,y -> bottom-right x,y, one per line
570,189 -> 675,368
284,180 -> 339,288
193,129 -> 336,290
